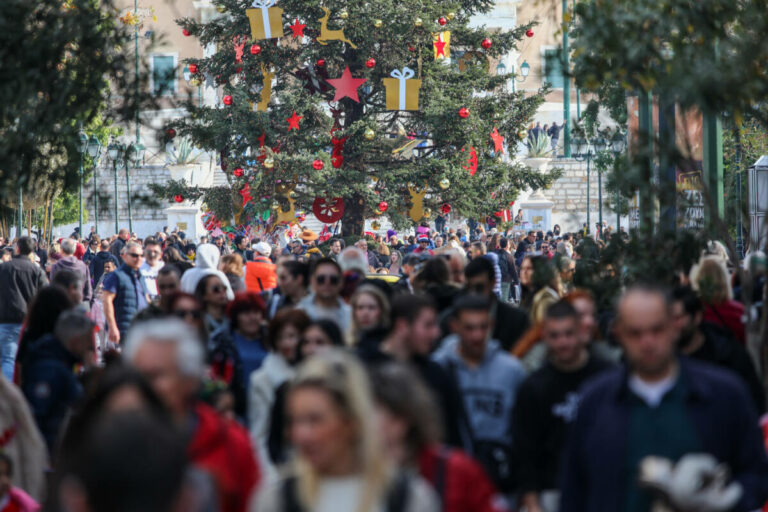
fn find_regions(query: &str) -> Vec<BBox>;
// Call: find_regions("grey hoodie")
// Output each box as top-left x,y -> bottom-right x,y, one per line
432,335 -> 527,447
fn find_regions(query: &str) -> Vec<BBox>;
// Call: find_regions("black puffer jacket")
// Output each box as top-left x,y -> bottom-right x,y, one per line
0,256 -> 48,323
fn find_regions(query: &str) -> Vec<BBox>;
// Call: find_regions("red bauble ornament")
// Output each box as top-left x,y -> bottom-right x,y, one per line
526,29 -> 534,38
188,63 -> 198,74
312,159 -> 324,170
408,45 -> 416,52
438,16 -> 447,26
223,95 -> 233,106
182,28 -> 191,36
458,107 -> 470,118
313,197 -> 345,223
316,58 -> 326,67
378,201 -> 388,213
365,58 -> 376,68
166,128 -> 176,139
250,44 -> 262,55
174,194 -> 184,203
233,167 -> 244,177
441,203 -> 452,214
481,38 -> 492,49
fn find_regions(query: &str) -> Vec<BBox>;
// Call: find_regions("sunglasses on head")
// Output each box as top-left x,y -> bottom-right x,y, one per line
315,274 -> 340,285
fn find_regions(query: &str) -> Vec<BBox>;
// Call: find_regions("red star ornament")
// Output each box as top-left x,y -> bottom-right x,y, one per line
286,111 -> 303,131
327,66 -> 368,103
462,147 -> 478,176
289,19 -> 306,39
490,127 -> 505,154
434,33 -> 447,58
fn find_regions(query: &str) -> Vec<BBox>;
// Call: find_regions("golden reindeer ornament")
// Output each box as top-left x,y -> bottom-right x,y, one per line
275,183 -> 297,224
317,7 -> 357,48
408,184 -> 427,222
256,64 -> 274,111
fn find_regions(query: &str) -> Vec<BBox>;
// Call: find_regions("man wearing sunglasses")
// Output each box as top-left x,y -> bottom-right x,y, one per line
102,242 -> 149,345
297,257 -> 351,335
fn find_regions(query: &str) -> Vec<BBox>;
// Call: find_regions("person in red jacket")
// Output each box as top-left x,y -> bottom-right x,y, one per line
125,318 -> 260,512
371,363 -> 508,512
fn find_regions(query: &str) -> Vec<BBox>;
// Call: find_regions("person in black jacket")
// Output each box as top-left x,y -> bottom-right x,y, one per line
21,310 -> 94,454
463,257 -> 529,350
512,300 -> 614,512
671,285 -> 766,413
90,239 -> 119,286
358,293 -> 463,448
0,237 -> 48,380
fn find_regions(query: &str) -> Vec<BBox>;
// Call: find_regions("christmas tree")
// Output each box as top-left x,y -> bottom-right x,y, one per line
158,0 -> 556,237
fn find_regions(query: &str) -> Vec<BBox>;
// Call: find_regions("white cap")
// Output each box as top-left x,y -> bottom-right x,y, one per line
252,242 -> 272,256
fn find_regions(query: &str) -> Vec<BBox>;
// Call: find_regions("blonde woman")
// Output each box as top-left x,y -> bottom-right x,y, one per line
254,349 -> 438,512
691,255 -> 745,344
348,285 -> 390,347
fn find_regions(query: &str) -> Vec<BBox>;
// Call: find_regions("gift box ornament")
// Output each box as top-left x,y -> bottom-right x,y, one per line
383,67 -> 422,111
246,0 -> 284,40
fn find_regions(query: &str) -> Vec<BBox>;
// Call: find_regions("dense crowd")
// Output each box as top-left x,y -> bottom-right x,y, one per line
0,222 -> 766,512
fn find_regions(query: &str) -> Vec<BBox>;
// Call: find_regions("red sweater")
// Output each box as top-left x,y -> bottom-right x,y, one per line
188,403 -> 260,512
704,300 -> 745,344
418,445 -> 506,512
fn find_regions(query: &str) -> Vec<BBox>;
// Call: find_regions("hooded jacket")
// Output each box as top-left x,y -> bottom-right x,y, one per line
89,250 -> 119,285
180,244 -> 235,300
432,336 -> 527,449
51,256 -> 93,303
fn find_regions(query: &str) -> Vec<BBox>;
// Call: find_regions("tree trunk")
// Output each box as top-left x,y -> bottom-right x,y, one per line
341,193 -> 365,238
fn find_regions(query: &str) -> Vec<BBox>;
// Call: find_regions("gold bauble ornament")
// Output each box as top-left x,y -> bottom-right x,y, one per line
446,11 -> 456,20
216,4 -> 226,13
423,208 -> 433,219
414,17 -> 423,27
375,209 -> 383,216
373,19 -> 383,28
364,128 -> 375,140
339,9 -> 349,19
263,157 -> 275,169
271,200 -> 280,210
439,178 -> 450,190
371,220 -> 381,230
189,78 -> 202,87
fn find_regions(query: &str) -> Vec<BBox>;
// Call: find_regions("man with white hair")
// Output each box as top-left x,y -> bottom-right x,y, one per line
125,319 -> 260,512
245,242 -> 277,292
51,238 -> 92,304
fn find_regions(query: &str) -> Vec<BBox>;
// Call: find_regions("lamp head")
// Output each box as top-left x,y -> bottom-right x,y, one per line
87,135 -> 101,159
78,131 -> 88,154
520,60 -> 530,78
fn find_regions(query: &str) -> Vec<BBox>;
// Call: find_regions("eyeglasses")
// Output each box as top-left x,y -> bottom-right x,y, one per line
174,309 -> 202,320
315,274 -> 340,285
127,253 -> 143,258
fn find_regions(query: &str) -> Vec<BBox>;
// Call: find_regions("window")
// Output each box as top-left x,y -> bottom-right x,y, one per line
151,54 -> 177,96
543,48 -> 564,88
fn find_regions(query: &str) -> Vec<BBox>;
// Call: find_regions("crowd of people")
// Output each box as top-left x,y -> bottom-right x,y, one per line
0,222 -> 766,512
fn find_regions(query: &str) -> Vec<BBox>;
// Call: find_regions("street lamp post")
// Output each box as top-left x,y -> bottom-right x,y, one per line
86,135 -> 102,234
573,138 -> 594,234
124,142 -> 145,234
610,132 -> 627,234
593,138 -> 608,234
511,60 -> 530,94
107,142 -> 124,235
77,130 -> 88,236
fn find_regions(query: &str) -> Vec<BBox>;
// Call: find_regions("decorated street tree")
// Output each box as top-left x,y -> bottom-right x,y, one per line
158,0 -> 555,236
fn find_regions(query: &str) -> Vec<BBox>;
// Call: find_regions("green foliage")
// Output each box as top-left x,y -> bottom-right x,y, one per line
169,137 -> 202,165
53,190 -> 88,227
156,0 -> 555,235
527,134 -> 552,158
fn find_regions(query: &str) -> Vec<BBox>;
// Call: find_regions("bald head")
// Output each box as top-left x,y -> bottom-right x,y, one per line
616,285 -> 677,382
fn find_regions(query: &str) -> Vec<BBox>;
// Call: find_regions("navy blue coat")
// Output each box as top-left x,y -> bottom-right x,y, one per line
559,358 -> 768,512
21,334 -> 82,453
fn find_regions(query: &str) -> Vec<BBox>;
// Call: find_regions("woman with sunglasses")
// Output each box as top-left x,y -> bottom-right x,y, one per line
255,350 -> 438,512
249,308 -> 311,479
194,274 -> 231,339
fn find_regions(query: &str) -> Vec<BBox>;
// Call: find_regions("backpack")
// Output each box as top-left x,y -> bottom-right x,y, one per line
281,472 -> 410,512
494,250 -> 511,280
